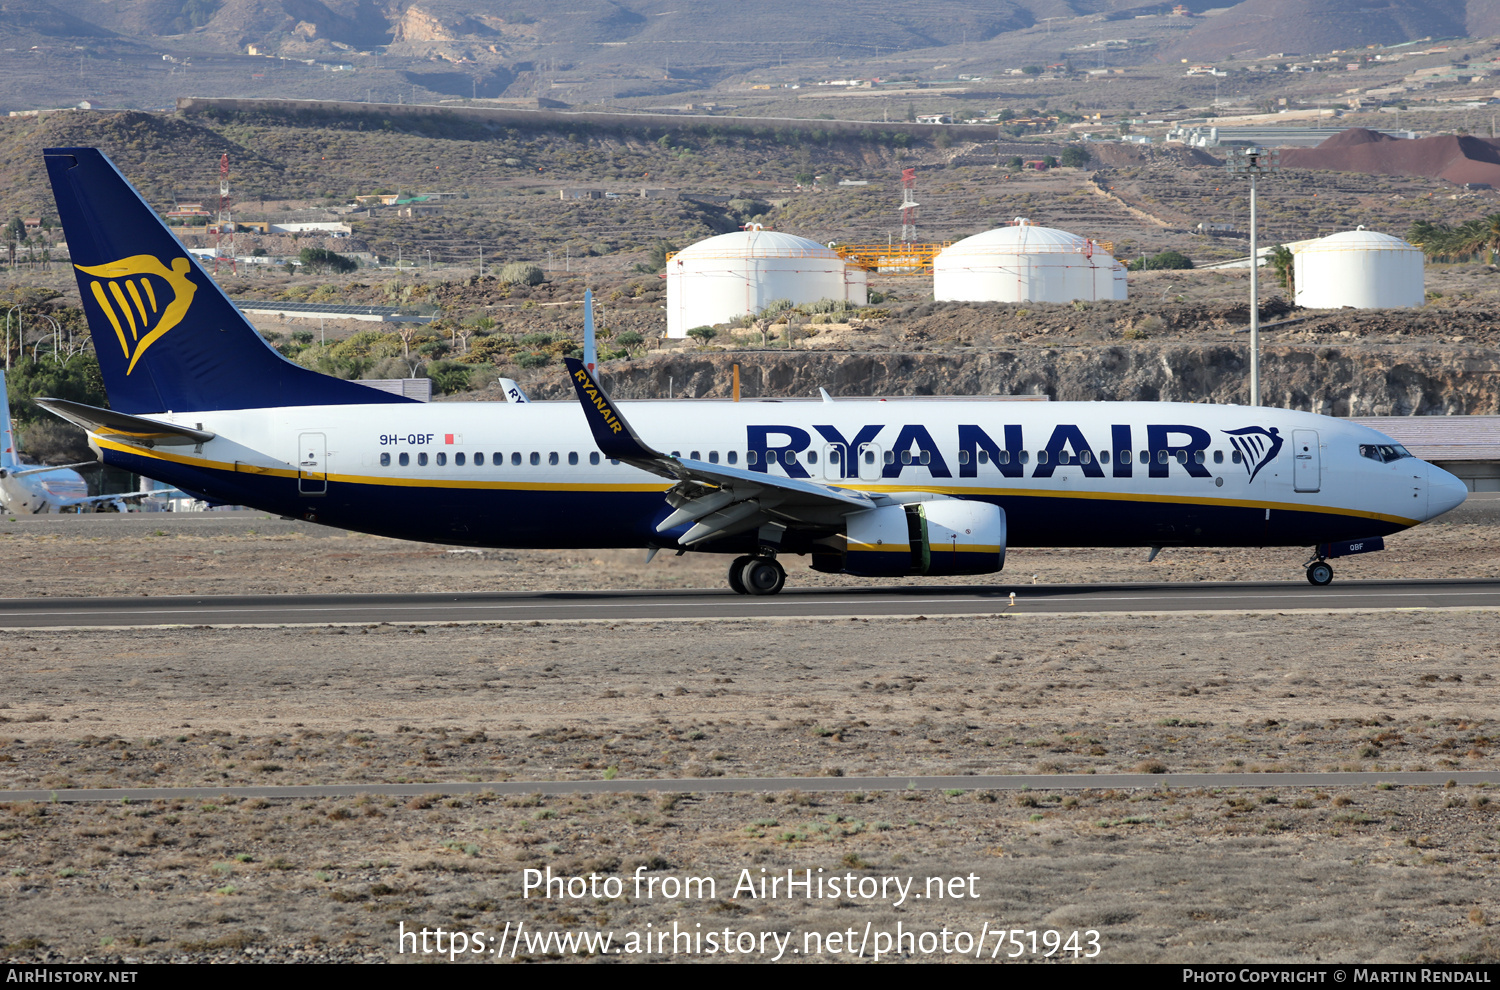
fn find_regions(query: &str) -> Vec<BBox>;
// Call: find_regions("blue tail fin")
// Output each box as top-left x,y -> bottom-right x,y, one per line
44,147 -> 414,414
0,370 -> 16,470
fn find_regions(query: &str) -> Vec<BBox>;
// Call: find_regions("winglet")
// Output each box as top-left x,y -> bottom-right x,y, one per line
583,288 -> 597,374
563,357 -> 666,467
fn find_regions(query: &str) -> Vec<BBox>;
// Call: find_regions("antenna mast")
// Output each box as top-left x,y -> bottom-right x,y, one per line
899,167 -> 918,247
214,152 -> 236,275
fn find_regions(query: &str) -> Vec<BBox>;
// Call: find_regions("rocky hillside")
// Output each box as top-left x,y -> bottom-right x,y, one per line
518,344 -> 1499,418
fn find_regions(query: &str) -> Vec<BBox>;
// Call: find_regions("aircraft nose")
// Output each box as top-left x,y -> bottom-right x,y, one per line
1426,462 -> 1468,519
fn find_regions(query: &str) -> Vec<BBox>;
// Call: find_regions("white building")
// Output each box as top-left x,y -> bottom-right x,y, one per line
1293,227 -> 1424,309
933,219 -> 1127,304
665,227 -> 867,338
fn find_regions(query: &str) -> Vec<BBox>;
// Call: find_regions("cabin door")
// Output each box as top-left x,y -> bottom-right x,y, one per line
298,432 -> 328,496
1292,430 -> 1320,493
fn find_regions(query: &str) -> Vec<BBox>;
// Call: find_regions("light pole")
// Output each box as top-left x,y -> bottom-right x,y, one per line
1224,146 -> 1280,407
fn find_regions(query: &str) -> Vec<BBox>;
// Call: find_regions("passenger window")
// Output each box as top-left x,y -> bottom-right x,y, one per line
436,452 -> 447,466
568,452 -> 578,465
1081,450 -> 1092,464
1019,451 -> 1030,464
999,450 -> 1010,465
1232,450 -> 1242,464
418,452 -> 428,466
671,451 -> 680,458
1176,450 -> 1188,464
590,452 -> 600,465
690,450 -> 700,460
783,450 -> 796,465
1158,451 -> 1168,464
1120,450 -> 1131,464
530,452 -> 540,466
709,450 -> 720,464
1139,451 -> 1149,464
380,452 -> 391,467
747,450 -> 758,465
609,458 -> 620,466
511,452 -> 522,466
1213,450 -> 1223,464
549,452 -> 559,466
1057,450 -> 1069,465
1099,450 -> 1109,464
919,451 -> 930,465
1193,450 -> 1205,464
399,452 -> 409,467
728,451 -> 738,465
455,452 -> 466,466
884,450 -> 895,464
977,450 -> 988,464
864,450 -> 875,465
958,450 -> 970,465
1037,450 -> 1049,465
807,451 -> 818,464
901,450 -> 912,465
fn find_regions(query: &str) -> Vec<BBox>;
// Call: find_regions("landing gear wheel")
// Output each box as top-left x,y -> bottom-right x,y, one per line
1306,561 -> 1334,586
740,557 -> 787,596
727,555 -> 754,595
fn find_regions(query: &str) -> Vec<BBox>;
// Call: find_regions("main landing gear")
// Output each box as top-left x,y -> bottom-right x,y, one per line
1305,557 -> 1334,587
728,554 -> 786,596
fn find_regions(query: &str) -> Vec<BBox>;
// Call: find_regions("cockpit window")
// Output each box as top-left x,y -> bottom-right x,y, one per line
1359,443 -> 1412,463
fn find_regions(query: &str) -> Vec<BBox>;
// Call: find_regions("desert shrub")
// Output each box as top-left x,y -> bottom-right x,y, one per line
499,262 -> 544,286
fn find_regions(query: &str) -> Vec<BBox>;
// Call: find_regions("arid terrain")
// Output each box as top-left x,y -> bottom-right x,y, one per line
1,508 -> 1498,964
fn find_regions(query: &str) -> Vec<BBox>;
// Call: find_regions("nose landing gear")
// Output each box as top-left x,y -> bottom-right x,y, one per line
1305,557 -> 1333,586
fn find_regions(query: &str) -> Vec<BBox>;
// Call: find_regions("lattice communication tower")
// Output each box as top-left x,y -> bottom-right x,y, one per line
899,168 -> 918,246
214,152 -> 236,275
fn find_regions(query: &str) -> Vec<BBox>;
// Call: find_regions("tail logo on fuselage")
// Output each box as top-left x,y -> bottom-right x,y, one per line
75,254 -> 198,375
1223,426 -> 1283,483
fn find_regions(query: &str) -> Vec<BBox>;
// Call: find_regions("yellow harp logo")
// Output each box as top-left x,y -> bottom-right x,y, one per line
75,255 -> 197,375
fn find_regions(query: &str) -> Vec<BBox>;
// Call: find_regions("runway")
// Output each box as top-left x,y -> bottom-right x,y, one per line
4,578 -> 1500,628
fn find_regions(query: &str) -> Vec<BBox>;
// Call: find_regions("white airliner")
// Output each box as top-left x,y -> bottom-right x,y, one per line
37,147 -> 1467,592
0,370 -> 124,513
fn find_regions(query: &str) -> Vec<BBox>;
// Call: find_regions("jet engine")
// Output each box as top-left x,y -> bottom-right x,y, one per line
814,500 -> 1006,577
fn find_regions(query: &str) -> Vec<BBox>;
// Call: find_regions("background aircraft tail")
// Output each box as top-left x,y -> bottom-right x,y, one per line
0,371 -> 16,470
44,147 -> 414,414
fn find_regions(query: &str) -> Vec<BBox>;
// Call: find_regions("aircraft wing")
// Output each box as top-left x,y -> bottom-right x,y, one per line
563,358 -> 879,547
33,398 -> 215,448
6,460 -> 99,478
56,489 -> 177,507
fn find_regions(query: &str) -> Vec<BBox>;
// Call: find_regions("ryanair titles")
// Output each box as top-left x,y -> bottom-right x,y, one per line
572,369 -> 625,435
749,423 -> 1281,482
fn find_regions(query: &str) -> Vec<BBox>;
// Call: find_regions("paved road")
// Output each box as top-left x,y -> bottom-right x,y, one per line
2,579 -> 1500,628
2,771 -> 1495,803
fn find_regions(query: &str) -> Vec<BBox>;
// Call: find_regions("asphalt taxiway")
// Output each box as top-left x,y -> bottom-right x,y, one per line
3,578 -> 1499,628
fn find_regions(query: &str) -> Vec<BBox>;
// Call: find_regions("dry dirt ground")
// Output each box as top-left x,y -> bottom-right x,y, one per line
1,510 -> 1499,964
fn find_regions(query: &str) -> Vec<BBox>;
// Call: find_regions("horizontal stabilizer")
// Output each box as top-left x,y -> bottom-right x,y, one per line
34,398 -> 215,447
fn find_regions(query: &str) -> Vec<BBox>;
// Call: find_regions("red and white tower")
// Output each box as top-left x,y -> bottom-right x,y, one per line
214,152 -> 236,275
899,167 -> 918,247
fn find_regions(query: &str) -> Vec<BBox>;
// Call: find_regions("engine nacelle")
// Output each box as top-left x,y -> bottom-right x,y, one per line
817,500 -> 1006,577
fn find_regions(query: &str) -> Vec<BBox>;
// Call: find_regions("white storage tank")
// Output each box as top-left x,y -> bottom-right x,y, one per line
666,226 -> 867,338
933,218 -> 1127,303
1293,227 -> 1424,309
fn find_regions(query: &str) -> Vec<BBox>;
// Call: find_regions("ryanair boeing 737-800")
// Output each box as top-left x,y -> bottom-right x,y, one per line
37,147 -> 1467,594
